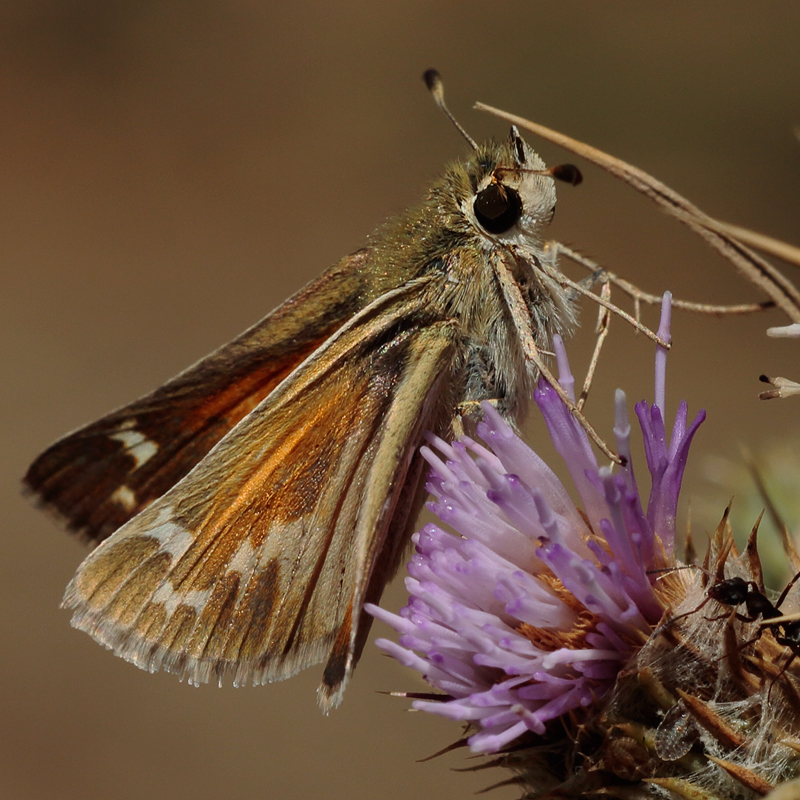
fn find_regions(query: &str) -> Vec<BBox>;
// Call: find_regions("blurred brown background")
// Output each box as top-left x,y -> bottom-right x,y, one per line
3,3 -> 800,799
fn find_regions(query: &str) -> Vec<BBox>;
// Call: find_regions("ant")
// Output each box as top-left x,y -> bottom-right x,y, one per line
667,570 -> 800,688
708,575 -> 789,625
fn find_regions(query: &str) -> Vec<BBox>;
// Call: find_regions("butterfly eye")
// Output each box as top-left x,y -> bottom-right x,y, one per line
473,183 -> 522,234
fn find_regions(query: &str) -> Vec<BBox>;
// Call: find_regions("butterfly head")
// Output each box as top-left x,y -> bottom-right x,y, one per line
424,70 -> 579,246
467,126 -> 558,243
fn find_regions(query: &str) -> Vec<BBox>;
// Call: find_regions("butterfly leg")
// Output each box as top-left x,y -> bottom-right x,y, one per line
491,250 -> 621,464
550,240 -> 771,318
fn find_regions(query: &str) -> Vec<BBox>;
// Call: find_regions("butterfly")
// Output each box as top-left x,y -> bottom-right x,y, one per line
23,71 -> 582,710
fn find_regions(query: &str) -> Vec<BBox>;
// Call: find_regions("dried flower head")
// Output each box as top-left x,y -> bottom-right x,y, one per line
368,294 -> 800,799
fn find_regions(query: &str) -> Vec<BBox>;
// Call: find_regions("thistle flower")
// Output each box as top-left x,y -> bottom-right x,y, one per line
368,294 -> 800,799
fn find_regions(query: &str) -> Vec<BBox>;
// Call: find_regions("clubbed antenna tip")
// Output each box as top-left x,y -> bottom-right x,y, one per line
422,68 -> 478,151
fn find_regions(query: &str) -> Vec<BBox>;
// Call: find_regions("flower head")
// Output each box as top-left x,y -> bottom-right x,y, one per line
368,294 -> 800,799
367,294 -> 705,754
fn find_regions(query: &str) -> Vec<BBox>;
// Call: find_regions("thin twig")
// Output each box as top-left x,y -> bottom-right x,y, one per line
712,221 -> 800,269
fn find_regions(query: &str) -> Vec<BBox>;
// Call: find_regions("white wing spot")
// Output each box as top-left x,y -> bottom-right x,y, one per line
110,422 -> 159,469
152,584 -> 212,616
146,510 -> 196,555
110,485 -> 137,512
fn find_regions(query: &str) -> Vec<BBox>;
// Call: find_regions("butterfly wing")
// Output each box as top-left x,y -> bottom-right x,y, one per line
62,276 -> 459,709
23,252 -> 372,545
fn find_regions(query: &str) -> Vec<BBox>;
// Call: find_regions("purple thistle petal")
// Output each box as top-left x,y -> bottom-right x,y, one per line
654,291 -> 672,415
553,335 -> 577,401
534,379 -> 608,528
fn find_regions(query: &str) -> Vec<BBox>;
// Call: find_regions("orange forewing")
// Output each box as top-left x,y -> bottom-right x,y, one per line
23,252 -> 371,545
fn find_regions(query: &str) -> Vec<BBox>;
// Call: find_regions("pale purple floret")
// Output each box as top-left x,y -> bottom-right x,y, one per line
366,293 -> 705,754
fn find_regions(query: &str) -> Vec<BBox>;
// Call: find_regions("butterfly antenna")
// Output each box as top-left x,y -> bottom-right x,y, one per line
423,69 -> 478,151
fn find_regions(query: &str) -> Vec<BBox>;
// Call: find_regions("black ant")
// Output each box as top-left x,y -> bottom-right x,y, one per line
708,576 -> 787,624
666,571 -> 800,689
